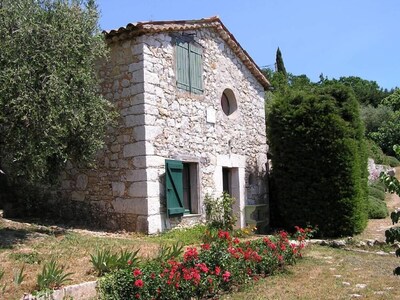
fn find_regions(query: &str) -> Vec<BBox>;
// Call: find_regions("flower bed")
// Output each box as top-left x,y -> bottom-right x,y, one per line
98,227 -> 308,300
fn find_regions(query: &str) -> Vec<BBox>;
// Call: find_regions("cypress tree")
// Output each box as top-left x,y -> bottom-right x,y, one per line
275,47 -> 287,78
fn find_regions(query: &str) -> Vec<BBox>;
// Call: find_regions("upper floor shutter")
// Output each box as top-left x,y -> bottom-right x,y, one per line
189,44 -> 203,94
176,41 -> 190,92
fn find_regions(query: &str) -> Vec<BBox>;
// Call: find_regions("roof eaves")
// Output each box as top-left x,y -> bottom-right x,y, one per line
103,17 -> 270,89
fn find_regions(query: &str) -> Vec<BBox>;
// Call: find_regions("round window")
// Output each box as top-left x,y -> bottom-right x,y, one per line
220,89 -> 237,116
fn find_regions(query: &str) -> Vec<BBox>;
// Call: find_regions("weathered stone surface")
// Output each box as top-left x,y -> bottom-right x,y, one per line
112,182 -> 125,197
128,181 -> 148,197
331,240 -> 347,248
71,191 -> 85,202
113,198 -> 147,215
50,25 -> 268,234
76,174 -> 88,190
21,280 -> 97,300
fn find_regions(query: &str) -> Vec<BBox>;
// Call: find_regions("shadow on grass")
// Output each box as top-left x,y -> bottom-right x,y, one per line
0,227 -> 32,249
0,213 -> 68,249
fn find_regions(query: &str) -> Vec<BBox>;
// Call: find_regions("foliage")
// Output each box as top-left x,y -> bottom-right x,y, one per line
13,266 -> 26,286
204,193 -> 237,231
0,0 -> 115,183
90,248 -> 140,276
337,76 -> 392,106
98,227 -> 310,300
267,84 -> 368,237
155,242 -> 184,262
0,268 -> 5,297
0,268 -> 5,294
387,156 -> 400,167
370,179 -> 386,192
381,89 -> 400,111
320,76 -> 393,106
36,259 -> 73,290
361,105 -> 394,136
379,145 -> 400,274
368,186 -> 386,201
153,225 -> 207,245
275,47 -> 287,78
370,111 -> 400,156
367,195 -> 388,219
365,139 -> 390,165
10,251 -> 41,264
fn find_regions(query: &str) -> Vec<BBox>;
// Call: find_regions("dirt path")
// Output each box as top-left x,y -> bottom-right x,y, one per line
357,192 -> 399,241
356,166 -> 400,241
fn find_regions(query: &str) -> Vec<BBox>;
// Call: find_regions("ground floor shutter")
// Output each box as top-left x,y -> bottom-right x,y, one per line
165,159 -> 185,216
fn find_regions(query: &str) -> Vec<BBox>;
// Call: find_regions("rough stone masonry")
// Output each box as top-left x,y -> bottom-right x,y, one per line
58,18 -> 270,233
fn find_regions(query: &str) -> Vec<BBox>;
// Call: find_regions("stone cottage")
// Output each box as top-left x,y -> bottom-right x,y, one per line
60,16 -> 270,234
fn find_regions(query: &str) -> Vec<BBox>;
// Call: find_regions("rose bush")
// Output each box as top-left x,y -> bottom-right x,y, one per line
98,227 -> 310,300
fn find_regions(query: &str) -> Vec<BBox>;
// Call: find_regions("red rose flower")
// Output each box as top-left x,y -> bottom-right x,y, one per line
201,243 -> 211,250
222,271 -> 231,282
134,279 -> 144,288
215,266 -> 221,275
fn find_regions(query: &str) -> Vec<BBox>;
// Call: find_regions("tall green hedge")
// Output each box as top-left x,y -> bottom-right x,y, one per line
267,84 -> 368,237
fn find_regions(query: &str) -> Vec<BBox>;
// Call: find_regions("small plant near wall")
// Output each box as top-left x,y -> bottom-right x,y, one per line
90,248 -> 140,276
35,260 -> 73,292
204,193 -> 237,231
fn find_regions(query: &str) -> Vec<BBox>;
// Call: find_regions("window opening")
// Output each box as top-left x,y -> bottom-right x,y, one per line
183,163 -> 192,214
220,89 -> 237,116
222,167 -> 232,196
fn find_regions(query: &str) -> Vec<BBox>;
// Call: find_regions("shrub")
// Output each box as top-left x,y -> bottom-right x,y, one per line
370,111 -> 400,156
387,156 -> 400,167
204,193 -> 236,231
369,186 -> 386,201
368,196 -> 388,219
98,227 -> 310,300
366,139 -> 389,165
370,180 -> 386,192
361,105 -> 394,136
267,84 -> 368,237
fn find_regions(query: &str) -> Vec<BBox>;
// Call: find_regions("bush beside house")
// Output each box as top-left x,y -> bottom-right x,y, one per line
267,84 -> 368,237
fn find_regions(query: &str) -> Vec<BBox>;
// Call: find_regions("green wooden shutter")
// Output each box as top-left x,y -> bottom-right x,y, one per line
176,41 -> 190,92
189,44 -> 203,94
165,159 -> 185,216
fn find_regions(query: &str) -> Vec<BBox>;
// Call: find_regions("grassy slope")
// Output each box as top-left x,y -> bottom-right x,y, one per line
223,245 -> 400,300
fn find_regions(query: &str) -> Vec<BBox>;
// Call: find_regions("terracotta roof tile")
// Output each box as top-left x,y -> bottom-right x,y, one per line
103,17 -> 270,90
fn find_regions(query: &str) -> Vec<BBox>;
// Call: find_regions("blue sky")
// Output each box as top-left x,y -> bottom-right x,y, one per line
97,0 -> 399,89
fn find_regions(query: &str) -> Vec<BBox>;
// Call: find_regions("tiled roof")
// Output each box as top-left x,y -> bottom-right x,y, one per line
103,16 -> 270,90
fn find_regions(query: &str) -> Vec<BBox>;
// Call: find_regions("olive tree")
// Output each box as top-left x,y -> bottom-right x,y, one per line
0,0 -> 115,184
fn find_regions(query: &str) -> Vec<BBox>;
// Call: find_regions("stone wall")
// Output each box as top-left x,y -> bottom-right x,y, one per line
141,28 -> 268,232
48,27 -> 268,233
57,37 -> 150,231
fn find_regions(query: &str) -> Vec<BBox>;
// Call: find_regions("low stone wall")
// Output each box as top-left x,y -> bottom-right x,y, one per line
21,281 -> 97,300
